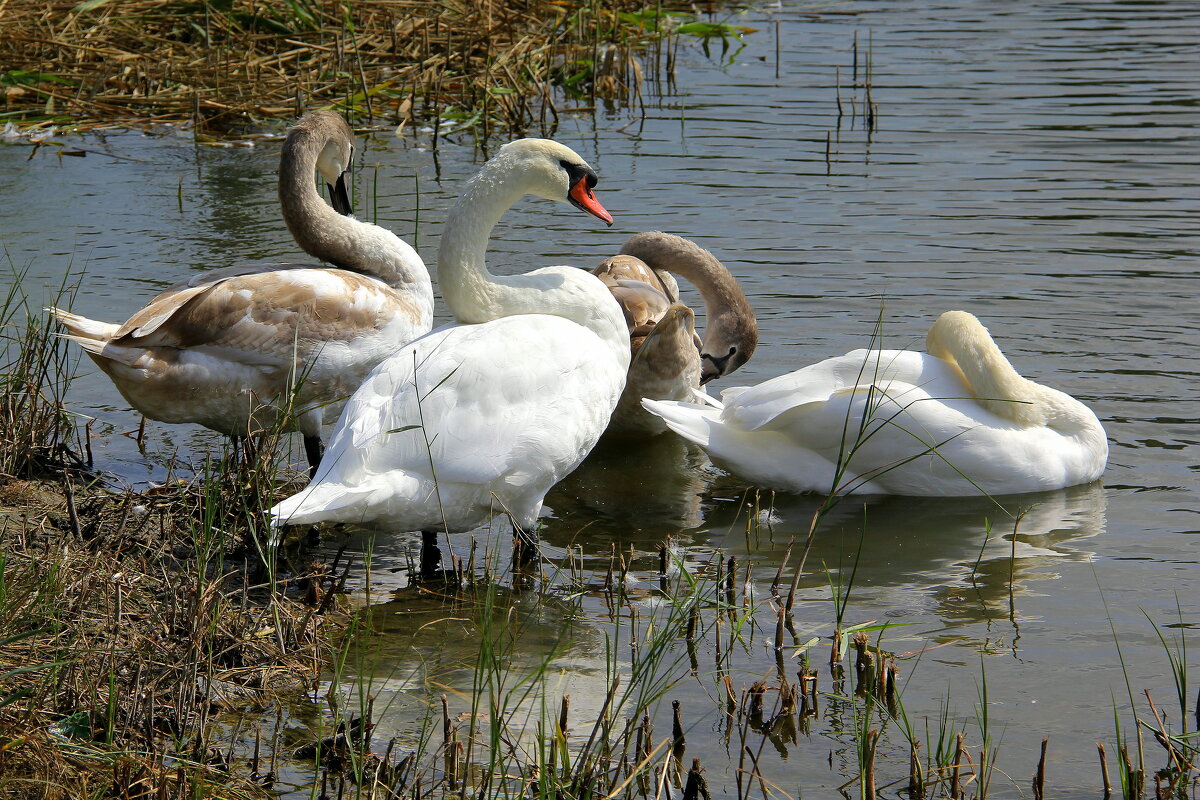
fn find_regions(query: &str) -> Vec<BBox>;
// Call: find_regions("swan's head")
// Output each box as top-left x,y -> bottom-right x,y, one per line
699,314 -> 758,384
290,111 -> 355,215
496,139 -> 613,225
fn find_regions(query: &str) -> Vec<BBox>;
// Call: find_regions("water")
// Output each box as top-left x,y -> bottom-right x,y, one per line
2,0 -> 1198,795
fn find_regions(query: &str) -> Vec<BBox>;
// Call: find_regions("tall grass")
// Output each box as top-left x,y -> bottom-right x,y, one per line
0,265 -> 85,479
0,296 -> 339,799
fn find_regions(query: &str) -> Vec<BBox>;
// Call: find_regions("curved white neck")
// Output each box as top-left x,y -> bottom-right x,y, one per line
436,164 -> 533,323
435,161 -> 629,358
926,311 -> 1101,432
278,132 -> 432,306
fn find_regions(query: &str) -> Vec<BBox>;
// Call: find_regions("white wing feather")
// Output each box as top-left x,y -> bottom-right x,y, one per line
273,315 -> 626,530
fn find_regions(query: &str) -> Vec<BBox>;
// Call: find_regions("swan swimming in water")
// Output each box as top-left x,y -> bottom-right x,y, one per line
269,139 -> 630,566
643,311 -> 1108,496
593,232 -> 757,436
47,111 -> 433,474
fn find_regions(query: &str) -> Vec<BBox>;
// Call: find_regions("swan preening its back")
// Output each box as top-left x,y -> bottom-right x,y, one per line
269,139 -> 630,553
644,311 -> 1108,496
48,111 -> 433,473
594,232 -> 757,436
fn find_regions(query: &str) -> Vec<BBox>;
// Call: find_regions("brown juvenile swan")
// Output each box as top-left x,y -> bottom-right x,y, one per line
593,231 -> 757,436
48,111 -> 433,475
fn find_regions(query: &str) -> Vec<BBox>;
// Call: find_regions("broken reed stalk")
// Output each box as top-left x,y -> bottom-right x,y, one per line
909,739 -> 924,799
771,540 -> 792,594
682,757 -> 710,800
1098,741 -> 1112,795
951,732 -> 964,799
725,555 -> 737,607
864,728 -> 878,800
659,539 -> 670,593
1033,737 -> 1047,800
672,700 -> 685,746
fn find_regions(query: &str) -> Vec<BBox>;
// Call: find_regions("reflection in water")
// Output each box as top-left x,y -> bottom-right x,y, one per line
701,482 -> 1107,618
334,581 -> 618,750
541,434 -> 716,544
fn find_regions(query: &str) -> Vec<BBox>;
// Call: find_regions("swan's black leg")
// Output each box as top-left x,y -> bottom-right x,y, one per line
511,524 -> 540,569
419,530 -> 442,579
229,434 -> 243,467
303,435 -> 325,479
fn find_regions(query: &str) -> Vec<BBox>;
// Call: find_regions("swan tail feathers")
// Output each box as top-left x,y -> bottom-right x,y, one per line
641,398 -> 719,448
690,387 -> 724,409
269,481 -> 373,528
46,307 -> 120,345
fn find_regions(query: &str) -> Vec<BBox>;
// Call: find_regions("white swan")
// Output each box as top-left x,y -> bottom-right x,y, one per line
593,232 -> 757,436
47,111 -> 433,474
643,311 -> 1108,496
269,139 -> 630,562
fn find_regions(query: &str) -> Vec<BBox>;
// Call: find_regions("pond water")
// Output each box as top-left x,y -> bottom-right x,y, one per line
2,0 -> 1198,796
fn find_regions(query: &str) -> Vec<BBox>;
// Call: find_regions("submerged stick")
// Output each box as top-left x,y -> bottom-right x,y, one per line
1033,737 -> 1047,800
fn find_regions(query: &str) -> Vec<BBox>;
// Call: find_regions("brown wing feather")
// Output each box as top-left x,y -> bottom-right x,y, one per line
111,269 -> 408,359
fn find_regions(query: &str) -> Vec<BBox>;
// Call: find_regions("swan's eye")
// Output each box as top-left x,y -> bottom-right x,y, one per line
560,159 -> 597,188
728,346 -> 737,356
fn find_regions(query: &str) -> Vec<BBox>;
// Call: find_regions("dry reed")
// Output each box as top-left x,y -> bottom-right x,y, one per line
0,0 -> 667,134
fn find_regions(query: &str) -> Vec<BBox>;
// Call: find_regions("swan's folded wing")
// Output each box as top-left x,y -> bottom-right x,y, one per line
317,316 -> 624,488
111,268 -> 401,362
723,349 -> 950,431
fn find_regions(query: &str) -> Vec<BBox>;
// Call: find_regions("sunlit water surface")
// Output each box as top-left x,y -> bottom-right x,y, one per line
2,0 -> 1198,795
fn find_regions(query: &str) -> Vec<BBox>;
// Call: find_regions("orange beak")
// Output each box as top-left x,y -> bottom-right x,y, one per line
568,177 -> 614,226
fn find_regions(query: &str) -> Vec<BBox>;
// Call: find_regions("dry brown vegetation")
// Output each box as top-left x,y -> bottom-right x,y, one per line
0,0 -> 669,134
0,468 -> 347,800
0,289 -> 347,799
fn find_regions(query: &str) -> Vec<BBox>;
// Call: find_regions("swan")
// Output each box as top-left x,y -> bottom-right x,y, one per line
643,311 -> 1108,496
592,231 -> 757,436
269,139 -> 630,566
47,111 -> 433,475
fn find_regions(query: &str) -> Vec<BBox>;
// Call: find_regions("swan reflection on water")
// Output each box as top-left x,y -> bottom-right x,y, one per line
698,479 -> 1107,627
306,448 -> 1106,750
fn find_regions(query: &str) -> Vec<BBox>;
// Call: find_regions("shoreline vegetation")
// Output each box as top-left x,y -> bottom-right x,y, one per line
1,6 -> 1195,798
0,0 -> 754,139
2,280 -> 1196,799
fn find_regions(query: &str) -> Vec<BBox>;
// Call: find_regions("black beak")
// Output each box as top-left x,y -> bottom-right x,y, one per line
700,352 -> 731,384
328,170 -> 353,216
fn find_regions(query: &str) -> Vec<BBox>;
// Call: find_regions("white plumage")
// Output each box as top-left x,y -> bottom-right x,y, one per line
270,139 -> 630,544
643,311 -> 1108,497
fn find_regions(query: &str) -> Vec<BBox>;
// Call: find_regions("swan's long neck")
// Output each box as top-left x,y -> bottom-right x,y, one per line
436,163 -> 532,323
436,162 -> 629,359
619,232 -> 754,352
278,131 -> 431,305
927,311 -> 1085,429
